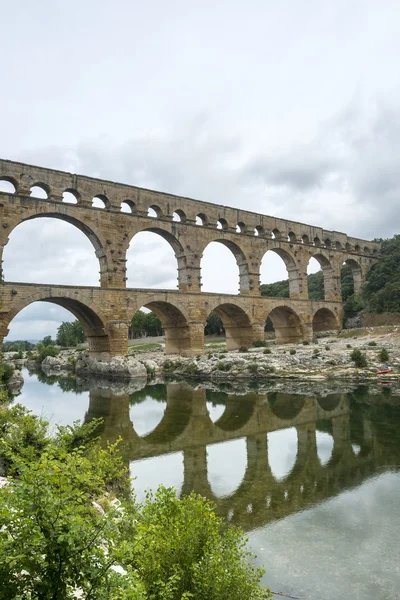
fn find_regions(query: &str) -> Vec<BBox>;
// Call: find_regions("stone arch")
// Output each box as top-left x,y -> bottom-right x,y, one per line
30,183 -> 50,198
196,213 -> 208,226
172,209 -> 186,222
266,305 -> 304,343
217,218 -> 229,231
308,252 -> 337,301
312,307 -> 340,333
2,212 -> 108,286
140,384 -> 193,444
121,199 -> 136,213
214,395 -> 256,431
343,257 -> 363,293
148,204 -> 163,218
0,176 -> 18,193
63,188 -> 80,204
92,194 -> 110,209
268,393 -> 306,420
3,293 -> 111,357
136,299 -> 193,355
126,227 -> 186,290
209,302 -> 253,350
260,248 -> 302,298
201,239 -> 250,294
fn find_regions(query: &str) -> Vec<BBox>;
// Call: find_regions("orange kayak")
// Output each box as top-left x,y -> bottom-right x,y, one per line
376,369 -> 392,375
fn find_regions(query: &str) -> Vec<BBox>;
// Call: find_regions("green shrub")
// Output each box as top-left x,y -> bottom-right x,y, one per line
263,348 -> 272,355
183,363 -> 200,376
0,362 -> 14,383
346,344 -> 352,349
289,349 -> 296,355
350,348 -> 367,368
325,346 -> 330,351
248,363 -> 258,374
217,362 -> 231,371
368,341 -> 377,346
253,340 -> 266,348
379,348 -> 389,362
239,346 -> 249,353
302,340 -> 310,345
36,343 -> 59,364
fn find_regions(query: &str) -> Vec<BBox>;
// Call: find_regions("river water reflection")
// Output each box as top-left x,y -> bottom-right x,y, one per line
17,369 -> 400,600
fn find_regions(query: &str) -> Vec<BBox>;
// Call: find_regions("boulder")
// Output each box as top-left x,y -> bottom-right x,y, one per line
76,352 -> 147,380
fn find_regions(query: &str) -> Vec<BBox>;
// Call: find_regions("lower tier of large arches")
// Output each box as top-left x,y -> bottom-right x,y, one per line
0,282 -> 343,357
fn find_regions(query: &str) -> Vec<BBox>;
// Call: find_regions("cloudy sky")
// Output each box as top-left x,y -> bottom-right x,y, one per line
2,0 -> 400,340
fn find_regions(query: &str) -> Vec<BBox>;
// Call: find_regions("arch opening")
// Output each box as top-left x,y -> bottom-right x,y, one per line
312,308 -> 339,333
126,230 -> 181,290
201,240 -> 249,295
0,178 -> 16,194
217,218 -> 228,231
208,438 -> 247,498
92,195 -> 109,209
268,427 -> 298,482
266,306 -> 304,344
269,393 -> 306,420
211,303 -> 253,350
196,213 -> 207,226
307,256 -> 324,300
308,253 -> 336,300
135,301 -> 192,355
343,258 -> 362,296
30,184 -> 49,199
2,216 -> 104,286
260,249 -> 300,298
121,200 -> 136,213
62,190 -> 79,204
236,222 -> 246,233
316,431 -> 334,466
3,296 -> 108,357
172,209 -> 186,222
147,205 -> 162,218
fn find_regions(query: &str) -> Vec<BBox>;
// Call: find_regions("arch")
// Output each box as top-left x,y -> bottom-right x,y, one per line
217,218 -> 229,231
317,394 -> 342,412
208,438 -> 247,498
307,256 -> 324,300
236,221 -> 246,233
63,189 -> 79,204
30,183 -> 50,199
214,396 -> 256,431
2,213 -> 107,286
308,253 -> 336,300
137,300 -> 192,355
260,248 -> 301,297
196,213 -> 208,226
335,241 -> 342,250
210,302 -> 253,350
324,238 -> 331,248
316,431 -> 334,466
343,258 -> 363,294
302,234 -> 310,244
121,199 -> 136,213
312,307 -> 340,333
126,228 -> 184,289
272,228 -> 282,240
0,177 -> 17,193
172,209 -> 186,222
148,204 -> 163,218
268,427 -> 298,482
288,231 -> 297,243
266,306 -> 304,344
4,294 -> 110,356
254,225 -> 264,237
268,393 -> 306,420
313,237 -> 321,246
92,194 -> 109,209
201,239 -> 249,294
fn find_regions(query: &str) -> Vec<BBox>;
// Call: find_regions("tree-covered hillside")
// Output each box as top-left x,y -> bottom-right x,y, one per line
362,235 -> 400,312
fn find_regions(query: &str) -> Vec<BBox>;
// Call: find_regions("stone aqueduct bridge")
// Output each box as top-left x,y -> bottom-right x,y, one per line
87,383 -> 395,531
0,159 -> 379,356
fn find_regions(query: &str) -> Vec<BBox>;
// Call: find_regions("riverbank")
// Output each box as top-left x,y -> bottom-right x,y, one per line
17,325 -> 399,386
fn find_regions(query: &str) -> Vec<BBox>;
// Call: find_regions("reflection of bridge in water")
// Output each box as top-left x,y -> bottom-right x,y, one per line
85,383 -> 400,531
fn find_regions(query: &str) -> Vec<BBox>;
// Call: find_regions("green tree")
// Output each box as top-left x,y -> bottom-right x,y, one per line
362,235 -> 400,312
205,312 -> 224,336
56,320 -> 85,347
41,335 -> 55,347
130,310 -> 163,338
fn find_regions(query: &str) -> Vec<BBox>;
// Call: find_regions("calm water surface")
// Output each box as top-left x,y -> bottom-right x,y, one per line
17,369 -> 400,600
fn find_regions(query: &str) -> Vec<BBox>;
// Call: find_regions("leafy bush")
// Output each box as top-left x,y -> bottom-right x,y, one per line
0,362 -> 14,383
368,341 -> 377,346
302,340 -> 310,345
289,349 -> 296,355
239,346 -> 249,353
263,348 -> 272,355
379,348 -> 389,362
346,344 -> 352,349
248,363 -> 258,374
253,340 -> 266,348
0,406 -> 271,600
350,348 -> 367,368
217,362 -> 231,371
36,343 -> 59,364
183,363 -> 200,376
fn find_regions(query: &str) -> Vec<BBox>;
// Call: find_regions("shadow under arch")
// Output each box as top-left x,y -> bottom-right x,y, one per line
3,212 -> 107,285
201,238 -> 250,294
214,394 -> 257,431
261,248 -> 301,297
266,305 -> 304,344
312,307 -> 340,333
316,394 -> 342,412
268,392 -> 306,420
138,300 -> 192,355
5,294 -> 110,355
209,302 -> 253,350
343,257 -> 363,293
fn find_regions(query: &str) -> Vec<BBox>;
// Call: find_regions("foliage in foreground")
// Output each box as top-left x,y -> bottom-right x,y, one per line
0,405 -> 271,600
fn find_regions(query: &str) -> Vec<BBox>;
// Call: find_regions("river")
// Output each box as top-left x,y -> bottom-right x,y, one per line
15,368 -> 400,600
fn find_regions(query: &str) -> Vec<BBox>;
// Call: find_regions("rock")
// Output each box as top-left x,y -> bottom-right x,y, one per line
7,369 -> 24,396
76,352 -> 147,380
42,353 -> 75,373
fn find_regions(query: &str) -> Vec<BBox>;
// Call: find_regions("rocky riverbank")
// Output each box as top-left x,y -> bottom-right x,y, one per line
33,325 -> 400,385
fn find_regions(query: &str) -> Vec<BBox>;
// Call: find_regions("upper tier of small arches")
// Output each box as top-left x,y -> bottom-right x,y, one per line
0,160 -> 379,257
